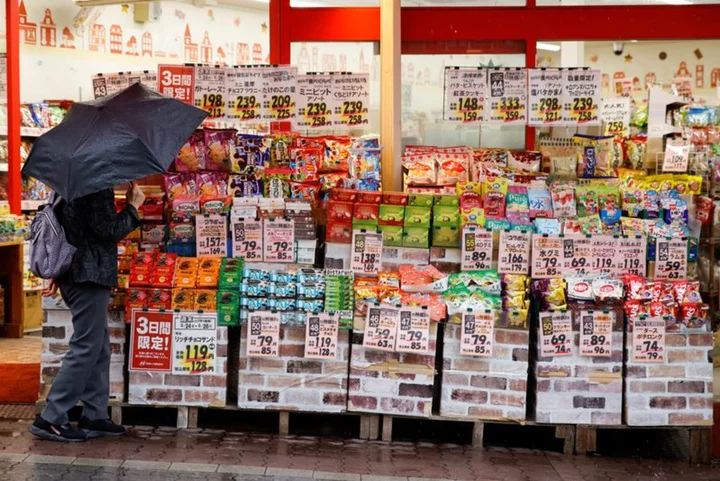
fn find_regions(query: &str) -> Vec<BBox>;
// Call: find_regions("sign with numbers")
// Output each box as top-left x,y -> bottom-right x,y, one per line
461,227 -> 494,271
332,73 -> 370,128
601,97 -> 631,136
172,311 -> 217,375
261,66 -> 297,122
579,310 -> 613,357
194,66 -> 227,120
231,218 -> 263,261
226,67 -> 263,123
443,67 -> 487,123
563,69 -> 601,125
263,218 -> 295,263
130,309 -> 173,372
158,65 -> 194,104
531,235 -> 563,278
92,72 -> 156,100
487,68 -> 527,124
632,317 -> 665,363
305,312 -> 339,359
498,230 -> 531,275
460,310 -> 494,357
662,139 -> 691,173
528,69 -> 563,126
562,236 -> 593,277
247,310 -> 280,358
351,230 -> 383,276
296,74 -> 334,130
396,306 -> 430,354
363,304 -> 399,352
615,236 -> 647,276
539,310 -> 572,357
588,235 -> 617,275
654,238 -> 687,280
196,215 -> 228,257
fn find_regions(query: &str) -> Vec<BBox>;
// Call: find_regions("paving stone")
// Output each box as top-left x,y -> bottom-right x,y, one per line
216,464 -> 266,475
24,455 -> 75,465
314,472 -> 362,481
266,467 -> 315,478
72,457 -> 123,467
169,462 -> 219,473
121,460 -> 171,470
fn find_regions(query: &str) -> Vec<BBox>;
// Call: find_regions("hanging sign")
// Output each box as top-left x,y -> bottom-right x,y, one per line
487,68 -> 527,124
91,72 -> 132,99
538,310 -> 572,358
460,310 -> 494,357
531,234 -> 563,278
304,312 -> 340,359
443,67 -> 487,123
261,66 -> 297,122
461,227 -> 494,271
158,65 -> 194,104
172,311 -> 217,375
129,309 -> 173,372
662,139 -> 690,173
395,306 -> 431,354
332,73 -> 370,129
296,74 -> 334,130
563,69 -> 601,125
588,235 -> 617,275
363,304 -> 399,352
350,230 -> 383,275
632,317 -> 665,363
498,230 -> 531,275
231,217 -> 263,261
615,235 -> 647,276
562,236 -> 593,277
225,67 -> 263,123
654,237 -> 688,280
263,218 -> 295,263
528,69 -> 563,126
579,310 -> 613,357
247,310 -> 280,357
193,66 -> 227,120
196,215 -> 228,257
601,97 -> 631,136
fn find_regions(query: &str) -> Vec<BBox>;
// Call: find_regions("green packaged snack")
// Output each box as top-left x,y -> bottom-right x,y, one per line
378,204 -> 405,225
434,195 -> 460,207
575,186 -> 599,218
219,258 -> 244,290
402,226 -> 430,248
404,206 -> 432,226
431,225 -> 459,247
379,225 -> 403,246
408,194 -> 434,207
432,205 -> 460,226
217,290 -> 240,326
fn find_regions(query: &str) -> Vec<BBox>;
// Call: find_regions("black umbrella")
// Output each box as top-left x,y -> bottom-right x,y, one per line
22,82 -> 207,201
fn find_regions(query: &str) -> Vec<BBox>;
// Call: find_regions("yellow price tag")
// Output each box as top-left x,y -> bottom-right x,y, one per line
537,97 -> 561,123
270,94 -> 294,120
305,101 -> 330,128
234,95 -> 260,121
200,93 -> 225,118
456,96 -> 482,123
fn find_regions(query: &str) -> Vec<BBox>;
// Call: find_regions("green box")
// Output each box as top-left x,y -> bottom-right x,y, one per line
404,206 -> 431,226
408,194 -> 434,207
352,218 -> 378,228
217,291 -> 239,326
379,225 -> 404,246
432,225 -> 460,247
432,205 -> 460,226
402,226 -> 430,248
434,195 -> 460,207
378,204 -> 405,225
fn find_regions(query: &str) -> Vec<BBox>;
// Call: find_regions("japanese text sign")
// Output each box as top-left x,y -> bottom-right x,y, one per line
263,218 -> 295,263
601,97 -> 631,136
498,230 -> 531,275
351,230 -> 383,276
172,311 -> 217,375
196,215 -> 228,258
130,309 -> 173,372
632,317 -> 665,363
443,67 -> 487,123
231,217 -> 263,261
225,67 -> 263,123
616,235 -> 647,276
296,74 -> 334,130
579,310 -> 613,357
363,304 -> 399,352
159,65 -> 194,104
487,68 -> 527,124
563,69 -> 601,125
261,66 -> 297,122
194,66 -> 226,119
305,312 -> 340,359
531,234 -> 563,278
395,306 -> 431,354
528,69 -> 563,126
332,73 -> 370,128
247,310 -> 280,357
461,227 -> 494,271
654,238 -> 688,280
539,310 -> 572,357
460,310 -> 494,357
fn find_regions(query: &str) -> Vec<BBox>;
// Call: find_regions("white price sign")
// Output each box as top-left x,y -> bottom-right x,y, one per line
231,218 -> 263,261
305,312 -> 339,359
498,230 -> 531,275
632,317 -> 665,363
396,306 -> 430,354
588,235 -> 618,275
654,238 -> 687,280
538,311 -> 572,357
193,66 -> 227,120
247,310 -> 280,358
443,67 -> 487,123
579,310 -> 613,357
196,215 -> 228,257
601,97 -> 631,136
172,311 -> 217,375
263,218 -> 295,263
615,235 -> 647,276
332,73 -> 370,129
662,140 -> 690,173
461,227 -> 493,271
363,304 -> 398,352
261,66 -> 298,122
460,310 -> 494,357
531,234 -> 563,278
225,67 -> 263,123
487,68 -> 527,124
296,74 -> 334,130
528,69 -> 563,126
351,230 -> 383,276
563,69 -> 601,125
562,236 -> 593,277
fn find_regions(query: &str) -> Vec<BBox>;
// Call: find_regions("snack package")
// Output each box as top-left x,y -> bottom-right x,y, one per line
125,288 -> 148,318
171,289 -> 196,310
151,253 -> 178,288
264,167 -> 292,198
147,288 -> 172,311
174,257 -> 199,288
197,258 -> 221,288
175,130 -> 207,172
322,137 -> 352,171
575,134 -> 617,178
436,152 -> 470,185
350,148 -> 382,181
204,129 -> 235,171
289,147 -> 322,183
194,289 -> 218,312
403,154 -> 436,185
508,151 -> 542,173
129,252 -> 155,287
170,196 -> 201,222
483,177 -> 508,218
217,291 -> 240,326
550,184 -> 576,218
528,187 -> 553,218
575,186 -> 599,217
164,173 -> 198,200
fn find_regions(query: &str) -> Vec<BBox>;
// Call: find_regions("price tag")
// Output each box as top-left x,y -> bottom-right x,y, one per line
662,140 -> 690,173
226,67 -> 263,123
130,309 -> 173,372
461,227 -> 493,271
487,69 -> 527,124
460,310 -> 494,357
231,218 -> 263,261
172,311 -> 217,375
563,69 -> 601,125
632,317 -> 665,363
333,73 -> 370,128
247,310 -> 280,358
158,65 -> 195,105
262,66 -> 297,122
396,306 -> 430,354
538,311 -> 572,357
351,230 -> 383,276
601,97 -> 631,136
531,234 -> 563,278
588,235 -> 617,275
498,230 -> 531,275
194,66 -> 226,120
304,312 -> 339,359
263,218 -> 295,263
654,238 -> 687,280
615,235 -> 647,276
196,215 -> 228,257
579,310 -> 613,357
363,304 -> 399,352
296,74 -> 334,129
562,236 -> 593,276
528,69 -> 563,126
443,67 -> 487,123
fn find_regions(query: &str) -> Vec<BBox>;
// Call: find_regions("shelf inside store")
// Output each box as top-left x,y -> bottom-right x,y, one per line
0,199 -> 44,210
0,126 -> 51,137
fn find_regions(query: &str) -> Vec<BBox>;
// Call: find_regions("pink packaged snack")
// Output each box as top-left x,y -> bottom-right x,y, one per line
170,196 -> 201,222
436,151 -> 470,185
197,172 -> 229,197
164,173 -> 198,200
174,130 -> 207,172
204,129 -> 235,171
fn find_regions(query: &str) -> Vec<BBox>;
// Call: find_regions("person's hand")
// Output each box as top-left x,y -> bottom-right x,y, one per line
42,280 -> 58,298
126,183 -> 145,211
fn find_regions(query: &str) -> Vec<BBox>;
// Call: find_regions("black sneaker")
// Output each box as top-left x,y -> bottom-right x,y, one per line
29,416 -> 87,442
78,417 -> 126,438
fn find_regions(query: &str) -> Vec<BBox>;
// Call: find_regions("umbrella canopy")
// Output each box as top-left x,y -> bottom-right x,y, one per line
22,82 -> 207,201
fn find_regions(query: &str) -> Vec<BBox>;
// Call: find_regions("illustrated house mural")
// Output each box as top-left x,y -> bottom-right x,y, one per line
126,35 -> 138,56
339,54 -> 347,72
89,24 -> 106,52
711,69 -> 720,88
297,44 -> 310,74
110,25 -> 123,54
40,8 -> 56,47
696,65 -> 704,88
236,43 -> 249,64
252,43 -> 262,63
322,54 -> 336,72
216,47 -> 227,66
359,49 -> 369,73
645,73 -> 657,89
142,32 -> 152,56
19,0 -> 37,45
184,24 -> 198,62
201,32 -> 212,64
60,27 -> 75,49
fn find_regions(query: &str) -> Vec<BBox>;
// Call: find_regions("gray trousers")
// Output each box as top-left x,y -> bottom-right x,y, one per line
42,282 -> 111,425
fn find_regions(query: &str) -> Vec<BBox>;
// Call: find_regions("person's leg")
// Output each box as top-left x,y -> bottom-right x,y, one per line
79,324 -> 110,420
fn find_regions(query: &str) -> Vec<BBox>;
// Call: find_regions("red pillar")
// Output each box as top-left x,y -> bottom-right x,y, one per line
524,38 -> 536,152
6,0 -> 20,214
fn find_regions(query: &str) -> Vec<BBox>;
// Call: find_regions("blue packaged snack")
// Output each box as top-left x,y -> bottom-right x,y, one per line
298,299 -> 324,312
297,268 -> 324,283
271,282 -> 297,298
244,280 -> 270,297
269,298 -> 296,311
297,282 -> 326,299
243,268 -> 270,281
271,271 -> 297,283
357,178 -> 380,191
246,297 -> 270,310
533,218 -> 562,235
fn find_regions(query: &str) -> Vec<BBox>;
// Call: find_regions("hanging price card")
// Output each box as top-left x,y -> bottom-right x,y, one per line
531,234 -> 563,278
350,230 -> 383,276
226,67 -> 263,122
528,69 -> 563,126
589,235 -> 617,275
305,312 -> 339,359
601,97 -> 631,136
662,139 -> 690,172
615,235 -> 647,276
579,310 -> 613,357
130,309 -> 173,372
460,310 -> 494,357
632,317 -> 665,363
247,310 -> 280,358
172,311 -> 217,375
231,218 -> 263,261
563,69 -> 601,125
363,304 -> 399,352
296,74 -> 334,129
263,218 -> 295,263
396,306 -> 430,354
562,236 -> 593,276
333,73 -> 370,128
487,69 -> 527,124
159,65 -> 195,104
461,227 -> 493,271
654,238 -> 688,280
194,66 -> 227,120
538,310 -> 572,357
498,230 -> 531,275
196,215 -> 228,257
92,72 -> 128,99
443,67 -> 487,123
261,66 -> 297,122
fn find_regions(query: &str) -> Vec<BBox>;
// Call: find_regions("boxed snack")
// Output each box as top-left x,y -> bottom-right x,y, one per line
353,203 -> 379,225
433,205 -> 460,226
217,290 -> 240,326
174,257 -> 199,288
357,191 -> 382,204
138,193 -> 165,221
171,289 -> 196,310
197,257 -> 221,288
194,289 -> 217,312
141,224 -> 166,245
168,222 -> 195,243
147,288 -> 172,311
125,288 -> 148,318
130,252 -> 155,287
327,201 -> 354,222
404,205 -> 432,226
432,225 -> 460,247
409,194 -> 434,207
219,258 -> 243,290
379,225 -> 403,247
403,226 -> 430,248
204,129 -> 234,171
378,204 -> 405,225
434,195 -> 460,207
326,221 -> 353,244
150,253 -> 178,288
382,192 -> 408,206
330,188 -> 358,202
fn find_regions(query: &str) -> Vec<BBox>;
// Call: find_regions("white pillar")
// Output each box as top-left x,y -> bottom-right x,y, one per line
380,0 -> 401,191
561,42 -> 585,68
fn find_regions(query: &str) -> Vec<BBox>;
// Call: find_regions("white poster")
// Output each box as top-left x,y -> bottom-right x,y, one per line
486,68 -> 527,125
231,217 -> 263,261
443,67 -> 487,123
196,215 -> 228,257
296,74 -> 334,130
193,66 -> 227,120
528,69 -> 563,126
225,67 -> 263,123
261,66 -> 297,122
562,69 -> 601,126
331,73 -> 370,129
601,97 -> 631,136
172,311 -> 217,375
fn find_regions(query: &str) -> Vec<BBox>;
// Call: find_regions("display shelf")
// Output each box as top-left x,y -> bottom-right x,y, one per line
0,126 -> 51,137
0,199 -> 44,210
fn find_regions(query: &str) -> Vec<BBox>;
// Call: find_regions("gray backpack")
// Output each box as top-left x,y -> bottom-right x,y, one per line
29,193 -> 76,279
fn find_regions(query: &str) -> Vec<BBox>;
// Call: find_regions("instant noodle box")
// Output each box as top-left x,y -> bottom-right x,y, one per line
404,206 -> 432,226
379,225 -> 403,247
403,226 -> 430,248
378,204 -> 405,225
432,225 -> 460,247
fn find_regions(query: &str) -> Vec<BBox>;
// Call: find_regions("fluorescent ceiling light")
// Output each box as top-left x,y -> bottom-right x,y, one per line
537,42 -> 561,52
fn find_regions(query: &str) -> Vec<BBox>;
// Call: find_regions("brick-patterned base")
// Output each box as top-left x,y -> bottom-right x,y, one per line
624,329 -> 713,426
41,310 -> 125,402
128,327 -> 228,407
238,326 -> 350,412
440,325 -> 528,421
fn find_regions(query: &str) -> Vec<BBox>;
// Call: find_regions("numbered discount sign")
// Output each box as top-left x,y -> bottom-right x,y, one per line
498,230 -> 531,275
92,73 -> 128,100
460,310 -> 494,357
305,312 -> 340,359
654,238 -> 688,280
601,97 -> 631,136
563,69 -> 601,125
172,311 -> 217,375
363,304 -> 399,352
531,234 -> 563,278
528,69 -> 563,126
159,65 -> 195,104
396,306 -> 431,354
487,69 -> 527,124
461,227 -> 494,271
130,309 -> 173,372
261,66 -> 297,122
538,311 -> 572,357
263,218 -> 295,263
443,67 -> 487,123
589,235 -> 618,275
226,67 -> 263,123
632,317 -> 666,363
196,215 -> 228,257
350,230 -> 383,276
662,139 -> 691,173
562,236 -> 593,276
193,66 -> 227,120
579,310 -> 613,357
247,310 -> 280,357
296,74 -> 334,129
231,218 -> 263,261
333,73 -> 370,128
615,235 -> 647,276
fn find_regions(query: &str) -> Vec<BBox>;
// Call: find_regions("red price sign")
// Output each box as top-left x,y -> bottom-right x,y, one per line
158,65 -> 194,104
130,309 -> 173,372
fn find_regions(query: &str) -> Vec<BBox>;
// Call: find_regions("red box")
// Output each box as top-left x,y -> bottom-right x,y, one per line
353,203 -> 379,222
326,221 -> 353,243
357,191 -> 382,204
147,288 -> 173,310
151,253 -> 178,288
330,188 -> 358,202
382,192 -> 408,206
327,201 -> 354,222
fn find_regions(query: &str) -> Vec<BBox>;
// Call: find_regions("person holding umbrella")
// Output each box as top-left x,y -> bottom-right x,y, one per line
23,83 -> 207,442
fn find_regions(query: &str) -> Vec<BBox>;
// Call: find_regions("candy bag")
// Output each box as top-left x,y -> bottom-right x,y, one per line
175,130 -> 207,172
204,129 -> 235,171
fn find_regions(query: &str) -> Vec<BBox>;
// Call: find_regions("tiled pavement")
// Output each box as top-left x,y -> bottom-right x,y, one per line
0,420 -> 717,480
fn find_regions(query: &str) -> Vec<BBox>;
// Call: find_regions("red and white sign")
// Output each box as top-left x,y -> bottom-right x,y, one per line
158,65 -> 194,104
498,230 -> 531,275
130,309 -> 173,372
632,317 -> 666,363
461,227 -> 493,271
263,218 -> 295,263
460,310 -> 494,357
579,310 -> 613,357
247,311 -> 280,358
538,310 -> 572,357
